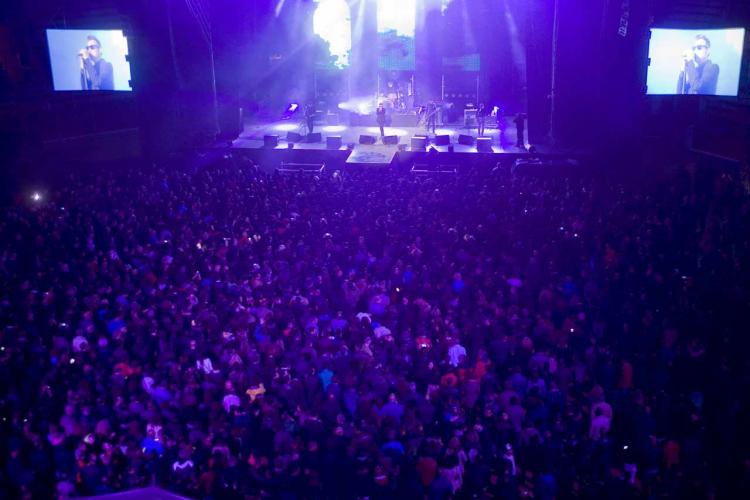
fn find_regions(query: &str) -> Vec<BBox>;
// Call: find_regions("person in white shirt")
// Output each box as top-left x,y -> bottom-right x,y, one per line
447,339 -> 467,368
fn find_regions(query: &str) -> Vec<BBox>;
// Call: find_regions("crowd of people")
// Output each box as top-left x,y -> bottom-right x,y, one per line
1,154 -> 750,499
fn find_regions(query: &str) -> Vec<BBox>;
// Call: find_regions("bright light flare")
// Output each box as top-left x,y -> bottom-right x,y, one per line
365,127 -> 409,137
434,128 -> 456,136
313,0 -> 352,69
322,125 -> 347,133
378,0 -> 416,37
338,97 -> 376,115
274,123 -> 300,132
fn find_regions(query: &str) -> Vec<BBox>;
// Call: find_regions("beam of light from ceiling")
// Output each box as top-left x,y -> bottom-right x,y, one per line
503,0 -> 527,83
351,0 -> 366,46
275,0 -> 287,18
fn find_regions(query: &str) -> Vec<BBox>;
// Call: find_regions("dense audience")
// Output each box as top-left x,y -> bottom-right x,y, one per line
1,155 -> 750,499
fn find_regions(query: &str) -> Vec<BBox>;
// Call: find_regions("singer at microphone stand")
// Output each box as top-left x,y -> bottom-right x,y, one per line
79,35 -> 114,91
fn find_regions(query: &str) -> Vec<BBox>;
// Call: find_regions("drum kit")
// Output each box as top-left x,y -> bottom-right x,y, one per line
379,91 -> 406,112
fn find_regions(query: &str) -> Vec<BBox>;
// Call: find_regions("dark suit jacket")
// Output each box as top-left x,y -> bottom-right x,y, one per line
81,58 -> 114,90
677,60 -> 719,95
376,107 -> 386,125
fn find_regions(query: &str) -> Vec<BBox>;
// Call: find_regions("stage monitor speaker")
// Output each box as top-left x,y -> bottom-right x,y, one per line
326,136 -> 342,149
264,135 -> 279,148
359,134 -> 377,145
307,132 -> 322,143
458,134 -> 475,146
411,136 -> 427,150
383,135 -> 399,145
476,137 -> 493,152
287,131 -> 302,143
434,134 -> 450,146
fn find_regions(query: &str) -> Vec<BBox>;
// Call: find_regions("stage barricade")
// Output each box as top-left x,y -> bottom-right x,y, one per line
410,163 -> 458,175
276,162 -> 325,175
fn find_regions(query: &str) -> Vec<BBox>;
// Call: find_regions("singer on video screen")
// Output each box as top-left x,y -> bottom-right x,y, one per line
676,34 -> 719,95
79,35 -> 114,90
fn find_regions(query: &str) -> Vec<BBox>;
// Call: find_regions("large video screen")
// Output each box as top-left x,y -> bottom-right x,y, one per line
312,0 -> 351,69
440,0 -> 480,72
646,28 -> 745,96
378,0 -> 416,71
46,29 -> 132,91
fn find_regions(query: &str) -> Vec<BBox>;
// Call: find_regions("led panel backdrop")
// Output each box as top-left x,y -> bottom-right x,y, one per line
313,0 -> 352,69
646,28 -> 745,96
440,0 -> 480,72
377,0 -> 416,71
47,29 -> 132,91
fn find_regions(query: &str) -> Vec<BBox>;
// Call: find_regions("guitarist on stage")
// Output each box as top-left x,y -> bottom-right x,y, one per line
305,103 -> 316,135
426,101 -> 437,134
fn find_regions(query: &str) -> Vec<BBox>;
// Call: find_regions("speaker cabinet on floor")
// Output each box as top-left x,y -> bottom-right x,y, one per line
476,137 -> 493,152
458,134 -> 475,146
264,135 -> 279,148
326,136 -> 342,149
434,134 -> 450,146
411,136 -> 427,150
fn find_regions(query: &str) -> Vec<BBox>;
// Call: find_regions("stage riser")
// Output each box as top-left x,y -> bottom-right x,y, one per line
231,148 -> 573,173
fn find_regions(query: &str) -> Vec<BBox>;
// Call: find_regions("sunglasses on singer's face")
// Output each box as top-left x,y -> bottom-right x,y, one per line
87,45 -> 100,50
693,45 -> 708,51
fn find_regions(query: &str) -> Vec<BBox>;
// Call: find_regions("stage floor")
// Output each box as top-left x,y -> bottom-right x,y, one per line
227,116 -> 590,171
232,116 -> 525,155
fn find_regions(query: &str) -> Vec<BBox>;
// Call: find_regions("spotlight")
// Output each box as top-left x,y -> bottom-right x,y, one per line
31,192 -> 42,202
282,103 -> 300,120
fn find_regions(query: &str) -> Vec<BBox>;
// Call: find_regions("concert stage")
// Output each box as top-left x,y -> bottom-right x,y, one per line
230,117 -> 582,170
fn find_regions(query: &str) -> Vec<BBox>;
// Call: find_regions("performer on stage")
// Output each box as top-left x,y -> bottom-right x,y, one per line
477,103 -> 486,137
376,102 -> 386,138
426,101 -> 437,135
305,103 -> 316,134
514,113 -> 526,148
